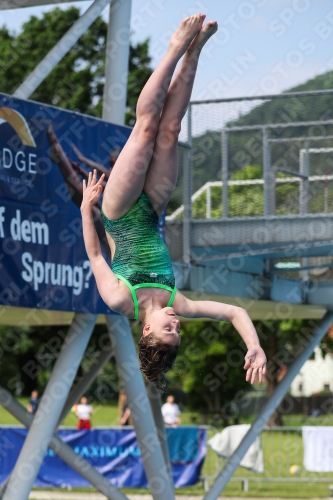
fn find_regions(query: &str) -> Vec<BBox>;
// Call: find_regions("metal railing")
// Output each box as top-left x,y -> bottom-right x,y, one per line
167,174 -> 333,221
168,89 -> 333,262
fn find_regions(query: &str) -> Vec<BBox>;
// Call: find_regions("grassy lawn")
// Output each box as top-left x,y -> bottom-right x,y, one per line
0,399 -> 201,427
6,399 -> 333,428
29,482 -> 333,498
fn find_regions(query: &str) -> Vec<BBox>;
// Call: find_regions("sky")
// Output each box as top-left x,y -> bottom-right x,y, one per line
1,0 -> 333,101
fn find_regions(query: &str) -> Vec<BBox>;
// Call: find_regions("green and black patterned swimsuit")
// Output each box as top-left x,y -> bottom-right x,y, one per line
101,192 -> 176,320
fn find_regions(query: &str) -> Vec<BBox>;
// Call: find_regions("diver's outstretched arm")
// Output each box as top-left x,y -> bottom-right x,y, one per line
81,171 -> 105,261
81,170 -> 121,310
175,295 -> 267,384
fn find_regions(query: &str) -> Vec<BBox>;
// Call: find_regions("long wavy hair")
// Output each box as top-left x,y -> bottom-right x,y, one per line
138,332 -> 179,391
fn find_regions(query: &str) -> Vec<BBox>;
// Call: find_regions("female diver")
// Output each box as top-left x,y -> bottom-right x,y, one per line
81,14 -> 267,390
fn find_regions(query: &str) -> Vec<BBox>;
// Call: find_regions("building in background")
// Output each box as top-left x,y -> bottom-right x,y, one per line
290,346 -> 333,397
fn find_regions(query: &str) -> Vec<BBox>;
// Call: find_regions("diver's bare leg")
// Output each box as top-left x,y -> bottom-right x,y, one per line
143,21 -> 218,216
102,14 -> 204,219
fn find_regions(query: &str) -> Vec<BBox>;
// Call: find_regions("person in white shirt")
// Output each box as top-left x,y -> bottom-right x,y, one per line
75,396 -> 93,429
161,395 -> 181,427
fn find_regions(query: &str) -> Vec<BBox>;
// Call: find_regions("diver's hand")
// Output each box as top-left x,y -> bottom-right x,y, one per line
244,346 -> 267,384
81,169 -> 105,210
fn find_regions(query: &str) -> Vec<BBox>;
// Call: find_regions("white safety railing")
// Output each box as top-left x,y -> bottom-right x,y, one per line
167,175 -> 333,221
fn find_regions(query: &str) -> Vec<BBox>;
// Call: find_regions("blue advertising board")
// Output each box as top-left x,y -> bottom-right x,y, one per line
0,93 -> 134,314
0,427 -> 206,488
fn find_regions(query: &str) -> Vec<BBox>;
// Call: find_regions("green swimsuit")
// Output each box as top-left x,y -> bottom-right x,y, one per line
100,192 -> 176,320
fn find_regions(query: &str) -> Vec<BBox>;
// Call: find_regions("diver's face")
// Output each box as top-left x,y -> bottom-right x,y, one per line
143,307 -> 181,347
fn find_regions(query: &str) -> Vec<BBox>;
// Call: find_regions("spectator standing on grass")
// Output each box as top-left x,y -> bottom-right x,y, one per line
75,396 -> 93,430
161,395 -> 181,427
27,390 -> 39,415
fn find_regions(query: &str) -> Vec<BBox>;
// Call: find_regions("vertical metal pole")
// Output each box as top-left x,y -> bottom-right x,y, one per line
183,106 -> 192,265
0,387 -> 129,500
13,0 -> 112,100
147,383 -> 173,487
305,141 -> 310,213
183,146 -> 191,264
300,141 -> 310,215
221,129 -> 228,218
203,311 -> 333,500
269,142 -> 275,215
263,128 -> 274,216
206,184 -> 211,219
299,150 -> 304,214
103,0 -> 132,124
3,313 -> 97,500
300,141 -> 310,280
105,314 -> 174,500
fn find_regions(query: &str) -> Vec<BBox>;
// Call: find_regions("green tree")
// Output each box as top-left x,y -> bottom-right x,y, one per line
0,324 -> 120,401
167,320 -> 249,424
0,324 -> 59,396
0,7 -> 152,125
165,317 -> 333,426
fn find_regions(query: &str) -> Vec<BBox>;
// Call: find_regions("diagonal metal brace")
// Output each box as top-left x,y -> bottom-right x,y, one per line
147,382 -> 173,486
57,341 -> 114,426
13,0 -> 113,100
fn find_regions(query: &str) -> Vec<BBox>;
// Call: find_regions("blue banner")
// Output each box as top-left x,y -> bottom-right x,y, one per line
0,93 -> 133,314
0,427 -> 206,488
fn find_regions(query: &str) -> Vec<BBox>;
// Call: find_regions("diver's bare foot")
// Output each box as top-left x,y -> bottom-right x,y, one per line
188,20 -> 218,54
169,14 -> 206,57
